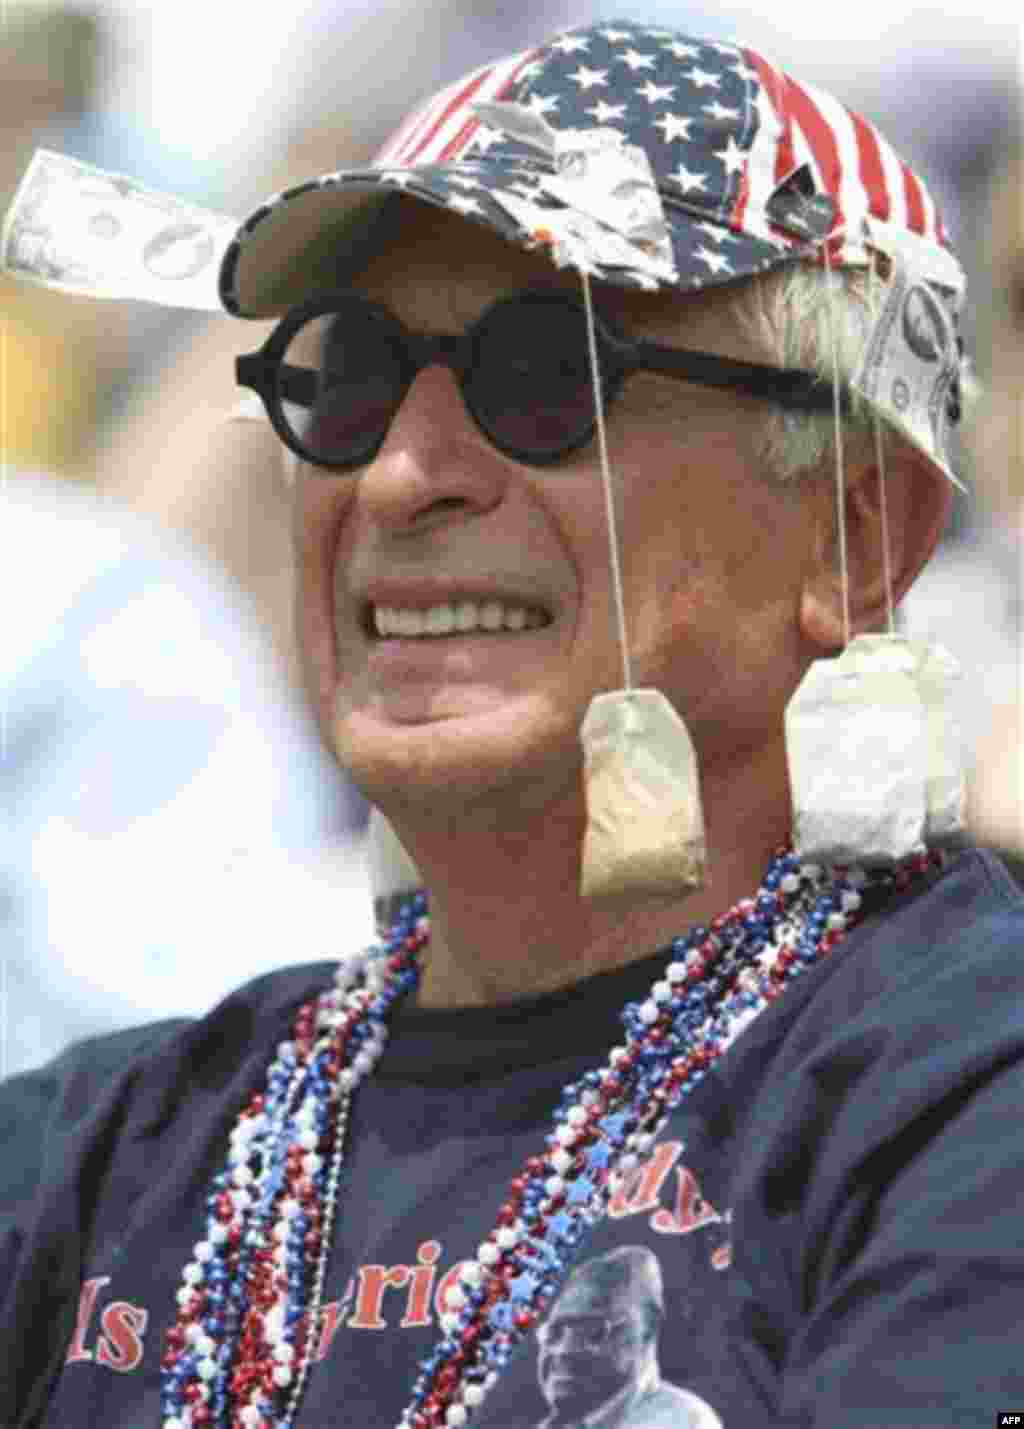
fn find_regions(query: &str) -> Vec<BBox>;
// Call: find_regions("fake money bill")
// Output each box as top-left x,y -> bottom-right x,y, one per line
1,150 -> 240,310
851,253 -> 964,490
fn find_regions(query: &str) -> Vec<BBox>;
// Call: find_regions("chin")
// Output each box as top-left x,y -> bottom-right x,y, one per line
330,699 -> 582,817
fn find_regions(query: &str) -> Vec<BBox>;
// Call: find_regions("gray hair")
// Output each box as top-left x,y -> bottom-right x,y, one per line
729,261 -> 979,484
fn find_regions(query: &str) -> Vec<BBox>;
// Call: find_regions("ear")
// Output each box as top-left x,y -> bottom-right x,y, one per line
799,444 -> 953,651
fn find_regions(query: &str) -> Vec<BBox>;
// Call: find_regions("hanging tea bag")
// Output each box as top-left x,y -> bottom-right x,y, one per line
580,689 -> 705,903
838,634 -> 966,844
785,637 -> 927,865
909,638 -> 966,842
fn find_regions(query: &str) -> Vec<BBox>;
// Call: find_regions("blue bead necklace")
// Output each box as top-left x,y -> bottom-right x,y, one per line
159,844 -> 942,1428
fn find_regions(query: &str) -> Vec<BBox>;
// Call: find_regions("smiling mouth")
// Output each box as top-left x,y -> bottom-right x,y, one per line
363,598 -> 552,640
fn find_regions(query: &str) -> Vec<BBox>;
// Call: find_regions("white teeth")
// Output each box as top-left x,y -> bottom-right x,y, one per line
426,605 -> 455,635
373,600 -> 547,638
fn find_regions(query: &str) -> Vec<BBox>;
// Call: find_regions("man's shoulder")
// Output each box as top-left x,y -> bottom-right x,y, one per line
705,846 -> 1024,1160
0,960 -> 339,1123
633,1380 -> 722,1428
851,844 -> 1023,991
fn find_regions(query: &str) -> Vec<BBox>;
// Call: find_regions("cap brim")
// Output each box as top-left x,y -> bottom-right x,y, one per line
218,158 -> 801,320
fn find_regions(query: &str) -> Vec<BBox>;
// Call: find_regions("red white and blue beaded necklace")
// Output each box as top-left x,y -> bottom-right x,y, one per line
158,843 -> 943,1428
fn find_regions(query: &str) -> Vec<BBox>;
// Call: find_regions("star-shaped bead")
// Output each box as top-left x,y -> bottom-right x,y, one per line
673,162 -> 708,194
695,245 -> 733,275
664,40 -> 700,60
585,1142 -> 612,1171
653,112 -> 692,144
715,136 -> 746,176
586,98 -> 627,123
508,1270 -> 539,1304
617,48 -> 656,71
703,100 -> 740,122
637,79 -> 676,104
525,92 -> 559,117
569,64 -> 608,90
599,1111 -> 630,1139
550,33 -> 589,54
687,66 -> 721,90
549,1210 -> 577,1240
488,1302 -> 515,1331
567,1175 -> 595,1206
599,27 -> 630,43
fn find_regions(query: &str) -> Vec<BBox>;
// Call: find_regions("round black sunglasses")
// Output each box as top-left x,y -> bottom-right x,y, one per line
236,287 -> 847,474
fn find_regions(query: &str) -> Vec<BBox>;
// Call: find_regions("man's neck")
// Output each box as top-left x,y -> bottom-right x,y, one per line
388,743 -> 794,1009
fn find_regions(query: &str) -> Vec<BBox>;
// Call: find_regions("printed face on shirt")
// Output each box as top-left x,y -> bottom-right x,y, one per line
293,201 -> 821,816
536,1277 -> 653,1422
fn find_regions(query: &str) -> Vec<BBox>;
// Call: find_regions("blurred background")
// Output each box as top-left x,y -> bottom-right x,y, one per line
1,0 -> 1021,1078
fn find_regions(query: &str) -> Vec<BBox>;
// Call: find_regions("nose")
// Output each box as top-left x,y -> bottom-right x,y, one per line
355,364 -> 506,533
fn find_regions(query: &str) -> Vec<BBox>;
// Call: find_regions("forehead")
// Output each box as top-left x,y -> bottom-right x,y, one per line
350,198 -> 740,348
548,1275 -> 636,1320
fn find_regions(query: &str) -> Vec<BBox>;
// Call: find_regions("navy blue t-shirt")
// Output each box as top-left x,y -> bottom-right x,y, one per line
2,848 -> 1023,1428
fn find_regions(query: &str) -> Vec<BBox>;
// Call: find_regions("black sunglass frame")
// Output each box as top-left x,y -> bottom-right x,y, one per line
236,287 -> 850,474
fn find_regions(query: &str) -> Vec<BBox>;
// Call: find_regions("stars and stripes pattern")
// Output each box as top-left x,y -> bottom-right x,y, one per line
372,47 -> 542,170
221,18 -> 953,317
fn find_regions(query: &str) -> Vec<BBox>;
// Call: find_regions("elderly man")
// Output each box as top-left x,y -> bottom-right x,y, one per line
2,19 -> 1022,1429
535,1247 -> 720,1428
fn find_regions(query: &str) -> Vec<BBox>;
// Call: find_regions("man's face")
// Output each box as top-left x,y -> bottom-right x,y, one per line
293,205 -> 819,816
536,1282 -> 650,1421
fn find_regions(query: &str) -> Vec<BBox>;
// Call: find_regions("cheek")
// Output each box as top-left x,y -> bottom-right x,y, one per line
608,1341 -> 642,1376
292,477 -> 357,720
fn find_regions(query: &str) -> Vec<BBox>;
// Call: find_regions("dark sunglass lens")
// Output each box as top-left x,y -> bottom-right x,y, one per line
277,307 -> 405,466
469,297 -> 598,457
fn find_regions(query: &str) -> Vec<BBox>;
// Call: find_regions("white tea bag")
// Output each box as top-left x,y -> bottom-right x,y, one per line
580,689 -> 705,903
840,635 -> 966,844
909,638 -> 966,842
786,639 -> 927,865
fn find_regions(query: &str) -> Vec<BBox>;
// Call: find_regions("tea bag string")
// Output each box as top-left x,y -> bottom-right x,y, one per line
867,248 -> 898,636
822,242 -> 852,651
580,267 -> 634,692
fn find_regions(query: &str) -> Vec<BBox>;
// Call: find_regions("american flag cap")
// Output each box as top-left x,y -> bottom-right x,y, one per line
219,18 -> 961,321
